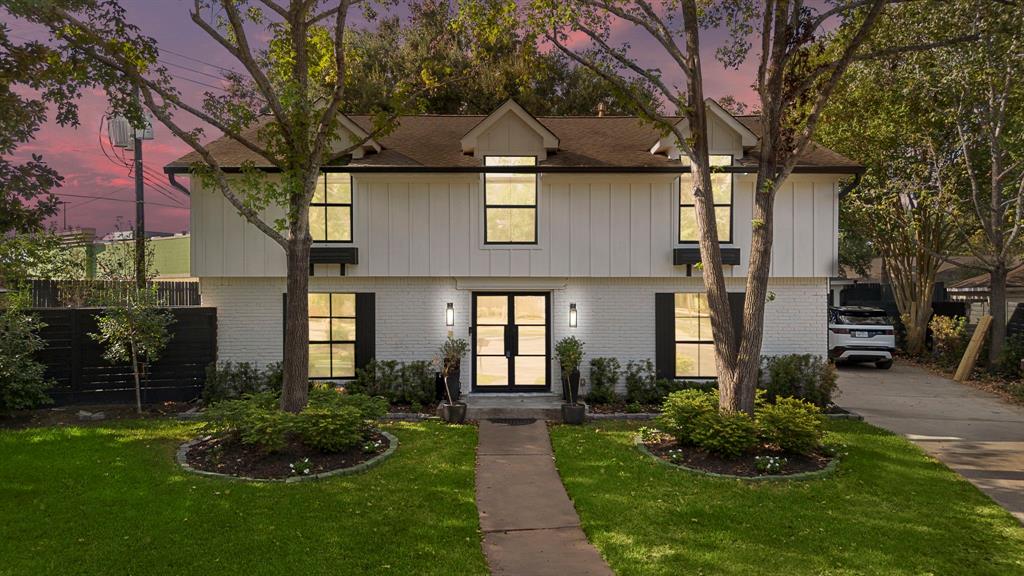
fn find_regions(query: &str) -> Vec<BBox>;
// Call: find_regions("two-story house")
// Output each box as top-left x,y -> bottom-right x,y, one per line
164,99 -> 861,395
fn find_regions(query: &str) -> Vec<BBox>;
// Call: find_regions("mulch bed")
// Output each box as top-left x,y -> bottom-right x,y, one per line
643,437 -> 832,477
0,402 -> 195,430
185,430 -> 389,480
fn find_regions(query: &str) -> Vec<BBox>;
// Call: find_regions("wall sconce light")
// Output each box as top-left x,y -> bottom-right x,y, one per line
569,303 -> 578,327
446,302 -> 455,327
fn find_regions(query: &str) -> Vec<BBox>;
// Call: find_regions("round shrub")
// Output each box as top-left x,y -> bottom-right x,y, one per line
203,393 -> 291,452
308,387 -> 387,419
755,397 -> 824,455
656,389 -> 717,445
294,405 -> 365,453
690,411 -> 758,458
759,354 -> 837,409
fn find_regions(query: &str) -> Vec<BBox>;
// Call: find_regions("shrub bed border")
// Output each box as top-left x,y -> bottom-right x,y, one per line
589,411 -> 862,421
176,430 -> 398,483
633,435 -> 839,482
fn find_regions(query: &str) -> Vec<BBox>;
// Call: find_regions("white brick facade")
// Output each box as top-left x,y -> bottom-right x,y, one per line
200,276 -> 827,393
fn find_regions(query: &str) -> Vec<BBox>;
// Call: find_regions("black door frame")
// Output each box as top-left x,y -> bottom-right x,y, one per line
471,292 -> 551,393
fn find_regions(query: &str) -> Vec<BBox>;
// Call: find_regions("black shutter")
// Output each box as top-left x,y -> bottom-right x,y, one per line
728,291 -> 746,350
355,292 -> 375,370
655,293 -> 675,380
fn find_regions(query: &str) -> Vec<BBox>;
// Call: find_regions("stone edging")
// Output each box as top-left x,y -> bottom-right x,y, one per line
634,435 -> 839,482
589,412 -> 660,420
176,430 -> 398,483
591,410 -> 863,422
382,412 -> 438,422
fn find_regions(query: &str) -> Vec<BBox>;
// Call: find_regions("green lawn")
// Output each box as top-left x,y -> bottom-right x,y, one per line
0,420 -> 488,576
551,420 -> 1024,576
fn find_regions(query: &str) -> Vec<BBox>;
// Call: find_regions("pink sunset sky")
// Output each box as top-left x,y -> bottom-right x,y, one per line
11,1 -> 759,236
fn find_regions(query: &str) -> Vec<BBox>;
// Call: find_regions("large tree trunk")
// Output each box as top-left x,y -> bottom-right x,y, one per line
281,238 -> 311,413
732,175 -> 777,415
989,263 -> 1008,364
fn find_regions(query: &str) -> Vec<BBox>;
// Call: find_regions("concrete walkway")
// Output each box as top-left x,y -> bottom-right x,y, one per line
475,419 -> 614,576
837,363 -> 1024,524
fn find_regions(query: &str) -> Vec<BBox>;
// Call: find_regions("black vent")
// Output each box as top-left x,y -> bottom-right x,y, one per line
488,418 -> 537,426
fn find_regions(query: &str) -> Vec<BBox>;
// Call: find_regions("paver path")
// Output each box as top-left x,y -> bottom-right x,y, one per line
838,363 -> 1024,524
475,419 -> 614,576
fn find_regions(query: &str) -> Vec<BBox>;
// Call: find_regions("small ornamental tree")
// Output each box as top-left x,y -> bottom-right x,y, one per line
90,289 -> 175,414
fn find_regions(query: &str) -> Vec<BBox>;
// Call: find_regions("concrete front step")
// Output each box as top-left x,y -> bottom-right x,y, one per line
463,393 -> 581,421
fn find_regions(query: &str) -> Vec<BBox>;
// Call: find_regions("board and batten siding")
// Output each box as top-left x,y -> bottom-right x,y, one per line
188,172 -> 842,279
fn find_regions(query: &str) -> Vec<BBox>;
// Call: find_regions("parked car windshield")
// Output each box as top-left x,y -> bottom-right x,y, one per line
837,311 -> 890,326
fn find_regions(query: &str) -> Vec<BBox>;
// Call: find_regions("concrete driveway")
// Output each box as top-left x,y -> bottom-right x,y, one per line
837,362 -> 1024,524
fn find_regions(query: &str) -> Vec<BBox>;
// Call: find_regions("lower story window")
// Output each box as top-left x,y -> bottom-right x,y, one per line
674,293 -> 716,378
308,292 -> 356,378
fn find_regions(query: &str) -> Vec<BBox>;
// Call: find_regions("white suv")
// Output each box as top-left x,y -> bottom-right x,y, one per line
828,306 -> 896,369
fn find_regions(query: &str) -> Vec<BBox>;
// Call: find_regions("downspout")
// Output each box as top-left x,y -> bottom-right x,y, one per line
166,172 -> 191,196
838,170 -> 863,198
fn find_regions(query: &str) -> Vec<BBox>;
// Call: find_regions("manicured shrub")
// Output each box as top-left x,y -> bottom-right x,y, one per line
0,302 -> 53,413
624,359 -> 658,404
656,389 -> 717,445
396,360 -> 435,405
759,354 -> 837,409
294,405 -> 364,452
203,389 -> 382,453
203,392 -> 288,452
929,315 -> 968,369
308,386 -> 387,419
755,397 -> 824,455
995,333 -> 1024,378
349,359 -> 401,398
690,410 -> 758,458
202,361 -> 283,405
349,359 -> 434,405
585,357 -> 621,404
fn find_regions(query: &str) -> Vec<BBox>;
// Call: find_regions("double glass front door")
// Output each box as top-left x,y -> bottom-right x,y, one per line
473,293 -> 550,391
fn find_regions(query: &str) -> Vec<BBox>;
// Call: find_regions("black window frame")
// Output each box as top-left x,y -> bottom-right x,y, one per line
309,172 -> 354,244
483,155 -> 539,245
678,154 -> 734,245
673,292 -> 716,379
308,292 -> 357,379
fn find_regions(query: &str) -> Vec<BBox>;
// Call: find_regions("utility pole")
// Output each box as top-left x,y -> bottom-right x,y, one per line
134,127 -> 145,288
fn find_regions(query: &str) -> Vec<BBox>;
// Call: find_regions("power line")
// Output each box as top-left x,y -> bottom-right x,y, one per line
158,58 -> 228,82
159,47 -> 237,75
51,192 -> 185,209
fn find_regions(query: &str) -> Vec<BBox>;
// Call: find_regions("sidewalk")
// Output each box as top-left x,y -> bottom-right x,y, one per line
837,363 -> 1024,524
475,419 -> 614,576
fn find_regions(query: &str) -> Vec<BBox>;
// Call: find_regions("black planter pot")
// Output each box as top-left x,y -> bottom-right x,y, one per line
441,402 -> 467,424
561,403 -> 586,425
561,368 -> 581,403
446,369 -> 462,403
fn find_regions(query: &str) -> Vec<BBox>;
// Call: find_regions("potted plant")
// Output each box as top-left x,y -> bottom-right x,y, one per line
555,336 -> 586,424
435,336 -> 468,423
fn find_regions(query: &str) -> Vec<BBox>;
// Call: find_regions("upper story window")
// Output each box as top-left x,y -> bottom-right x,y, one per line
679,155 -> 733,244
674,293 -> 716,378
309,173 -> 352,243
484,156 -> 537,244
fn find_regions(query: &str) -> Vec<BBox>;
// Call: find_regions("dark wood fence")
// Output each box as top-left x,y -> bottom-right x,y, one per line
29,279 -> 201,308
32,307 -> 217,405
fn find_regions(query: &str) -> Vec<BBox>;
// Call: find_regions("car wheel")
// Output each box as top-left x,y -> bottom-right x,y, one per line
876,359 -> 893,370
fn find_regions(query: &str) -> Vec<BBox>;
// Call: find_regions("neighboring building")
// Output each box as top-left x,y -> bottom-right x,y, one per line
62,231 -> 192,280
164,99 -> 861,393
949,265 -> 1024,324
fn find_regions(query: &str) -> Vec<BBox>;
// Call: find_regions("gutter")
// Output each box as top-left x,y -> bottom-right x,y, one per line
163,164 -> 867,176
166,172 -> 191,196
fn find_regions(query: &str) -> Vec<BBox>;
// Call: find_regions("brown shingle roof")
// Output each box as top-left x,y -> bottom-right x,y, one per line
165,114 -> 862,172
951,264 -> 1024,290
